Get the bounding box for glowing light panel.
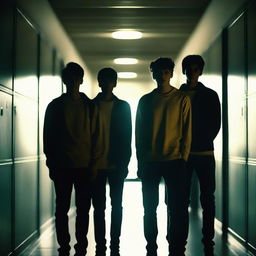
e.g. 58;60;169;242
118;72;137;79
112;31;142;39
114;58;138;65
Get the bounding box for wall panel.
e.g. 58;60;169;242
0;164;12;256
247;1;256;248
0;91;12;161
227;14;247;238
14;161;38;247
15;11;38;99
14;94;38;158
0;2;13;89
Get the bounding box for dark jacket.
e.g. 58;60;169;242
92;94;132;177
180;82;221;152
43;93;92;170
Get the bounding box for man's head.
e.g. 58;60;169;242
182;55;205;82
150;57;175;83
97;67;117;93
61;62;84;87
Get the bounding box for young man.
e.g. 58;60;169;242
43;62;94;256
91;67;132;256
180;55;221;256
135;58;192;256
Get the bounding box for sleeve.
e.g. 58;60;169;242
135;99;143;162
43;103;57;165
122;102;132;167
210;92;221;140
181;96;192;161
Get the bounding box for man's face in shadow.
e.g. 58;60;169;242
153;68;173;83
185;63;202;82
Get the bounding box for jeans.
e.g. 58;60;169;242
92;169;125;254
51;168;92;256
186;154;216;251
140;159;189;256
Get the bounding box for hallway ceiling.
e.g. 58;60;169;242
49;0;211;84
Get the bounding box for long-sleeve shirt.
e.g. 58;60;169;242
43;93;92;169
180;82;221;152
91;93;132;174
135;87;192;163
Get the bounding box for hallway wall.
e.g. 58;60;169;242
1;0;256;255
176;0;256;253
0;1;93;255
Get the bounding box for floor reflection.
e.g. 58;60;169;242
20;181;252;256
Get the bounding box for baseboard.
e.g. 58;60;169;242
9;208;76;256
227;228;256;256
8;231;39;256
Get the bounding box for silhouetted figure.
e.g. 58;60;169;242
43;62;94;256
180;55;221;256
91;68;132;256
135;58;192;256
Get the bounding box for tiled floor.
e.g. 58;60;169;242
20;181;253;256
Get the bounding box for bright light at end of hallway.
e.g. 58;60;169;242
114;58;138;65
112;30;142;39
117;72;137;79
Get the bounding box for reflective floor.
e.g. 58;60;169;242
20;182;253;256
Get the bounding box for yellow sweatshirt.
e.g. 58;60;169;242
136;88;192;163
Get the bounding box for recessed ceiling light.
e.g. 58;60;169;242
114;58;138;65
112;31;142;39
118;72;137;79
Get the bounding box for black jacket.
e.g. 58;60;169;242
180;82;221;152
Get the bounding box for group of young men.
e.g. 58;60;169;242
43;55;221;256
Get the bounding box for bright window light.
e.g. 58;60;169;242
112;31;142;39
118;72;137;79
114;58;138;65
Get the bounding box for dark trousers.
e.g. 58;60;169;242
141;159;189;256
51;168;92;256
186;155;216;251
92;169;125;254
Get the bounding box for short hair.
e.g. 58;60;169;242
150;57;175;73
97;67;117;85
182;55;205;74
61;62;84;85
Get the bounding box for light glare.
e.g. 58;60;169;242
114;58;138;65
118;72;137;79
112;31;142;39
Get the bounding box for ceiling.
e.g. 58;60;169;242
49;0;211;85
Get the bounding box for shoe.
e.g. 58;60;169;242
146;252;157;256
95;252;106;256
204;248;215;256
110;252;120;256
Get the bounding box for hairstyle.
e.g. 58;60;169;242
182;55;205;74
150;57;175;73
61;62;84;85
97;67;117;86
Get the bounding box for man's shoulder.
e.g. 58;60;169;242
47;95;64;107
198;83;217;94
139;90;155;102
115;96;130;106
173;87;190;100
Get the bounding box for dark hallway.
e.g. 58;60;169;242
1;0;256;255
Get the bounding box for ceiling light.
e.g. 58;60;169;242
112;31;142;39
118;72;137;79
114;58;138;65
